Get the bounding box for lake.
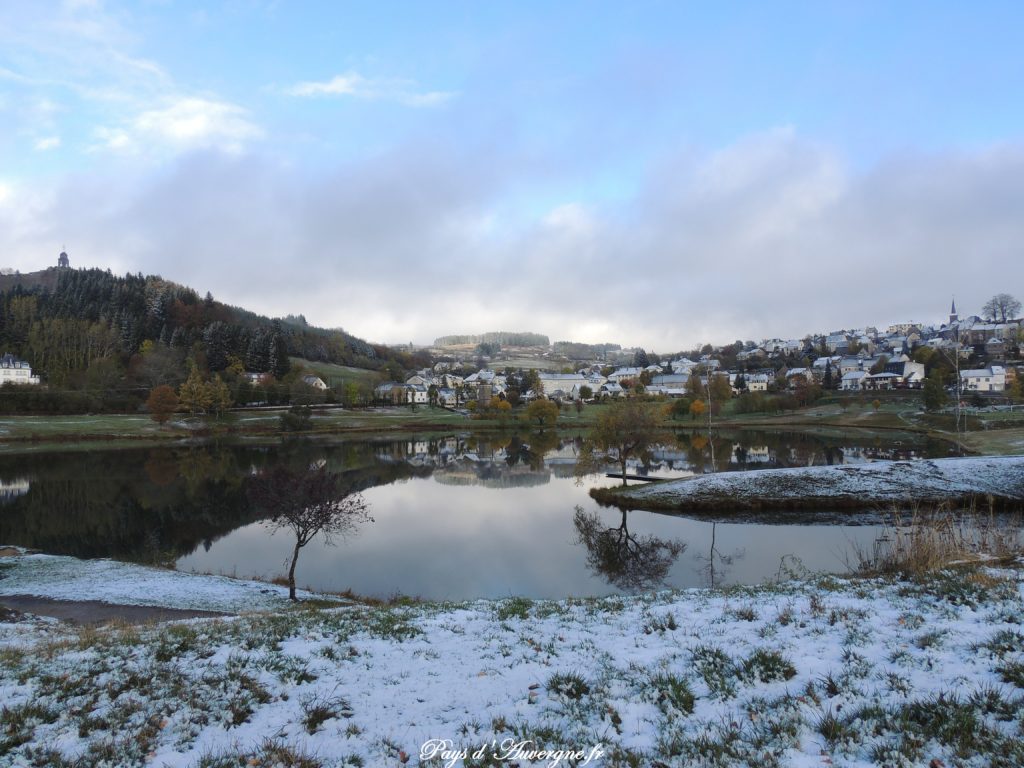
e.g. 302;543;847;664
0;429;959;600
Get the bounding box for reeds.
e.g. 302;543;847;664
855;500;1022;576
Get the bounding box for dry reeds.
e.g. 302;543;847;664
854;501;1022;576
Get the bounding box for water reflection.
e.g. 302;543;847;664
693;522;746;588
573;506;686;591
0;429;960;599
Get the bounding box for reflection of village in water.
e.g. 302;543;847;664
0;477;30;503
372;435;583;488
367;430;951;486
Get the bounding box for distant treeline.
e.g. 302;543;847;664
551;341;622;359
434;331;551;348
0;268;426;411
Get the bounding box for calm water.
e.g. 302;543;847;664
0;430;958;599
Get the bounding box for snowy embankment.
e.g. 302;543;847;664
1;568;1023;766
593;456;1024;513
0;550;336;614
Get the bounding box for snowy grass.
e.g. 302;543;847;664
0;552;347;613
2;567;1024;766
596;456;1024;512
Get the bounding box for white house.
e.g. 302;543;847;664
436;387;458;407
301;375;328;391
960;366;1006;392
840;371;868;391
0;353;40;385
599;382;625;397
607;367;643;383
745;373;771;392
538;373;587;398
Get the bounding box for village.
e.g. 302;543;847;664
367;300;1019;409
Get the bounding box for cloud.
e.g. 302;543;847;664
93;97;263;154
287;71;456;107
2;131;1023;351
34;136;61;151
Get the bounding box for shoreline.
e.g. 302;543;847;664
592;455;1024;513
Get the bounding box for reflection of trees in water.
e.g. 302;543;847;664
573;506;686;592
0;442;428;562
693;522;745;588
664;429;948;474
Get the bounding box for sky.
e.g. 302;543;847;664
1;1;1023;351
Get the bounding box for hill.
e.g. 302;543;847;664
433;331;550;348
0;267;422;410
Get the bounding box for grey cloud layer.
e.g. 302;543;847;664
3;132;1022;350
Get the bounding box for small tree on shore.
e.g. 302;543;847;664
525;399;560;430
576;399;663;486
146;385;178;427
248;465;371;600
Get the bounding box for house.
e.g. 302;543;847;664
436;387;458;407
883;360;926;387
301;375;328;391
826;334;850;353
242;371;270;385
651;374;690;388
538;373;587;398
607;367;643;383
785;368;814;386
864;372;900;391
0;353;41;385
840;371;868;391
745;373;771;392
374;382;410;404
599;382;625;398
671;357;698;373
985;338;1006;357
960;366;1006;392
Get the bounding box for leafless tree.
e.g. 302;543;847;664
248;465;371;600
981;293;1021;323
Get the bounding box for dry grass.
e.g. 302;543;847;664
854;503;1022;576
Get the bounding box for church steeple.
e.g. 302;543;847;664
949;297;958;325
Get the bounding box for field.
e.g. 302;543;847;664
2;551;1023;767
288;358;381;387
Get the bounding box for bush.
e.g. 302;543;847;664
280;405;313;432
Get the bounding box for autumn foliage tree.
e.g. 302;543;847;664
525;399;560;430
146;385;179;427
247;465;371;600
576;399;664;486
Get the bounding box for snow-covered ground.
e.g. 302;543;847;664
0;550;334;613
2;557;1023;766
604;456;1024;512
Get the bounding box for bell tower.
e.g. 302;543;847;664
948;297;958;326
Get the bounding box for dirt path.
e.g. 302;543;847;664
0;594;229;625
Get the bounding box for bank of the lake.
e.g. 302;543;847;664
593;455;1024;513
7;397;1021;455
1;553;1022;767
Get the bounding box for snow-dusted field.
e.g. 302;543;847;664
601;456;1024;512
0;552;334;614
2;559;1023;766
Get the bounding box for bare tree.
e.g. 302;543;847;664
982;293;1021;323
248;465;371;600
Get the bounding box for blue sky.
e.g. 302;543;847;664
2;1;1023;349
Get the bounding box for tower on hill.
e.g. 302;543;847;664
58;249;69;268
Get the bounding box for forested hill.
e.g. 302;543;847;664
0;267;419;387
